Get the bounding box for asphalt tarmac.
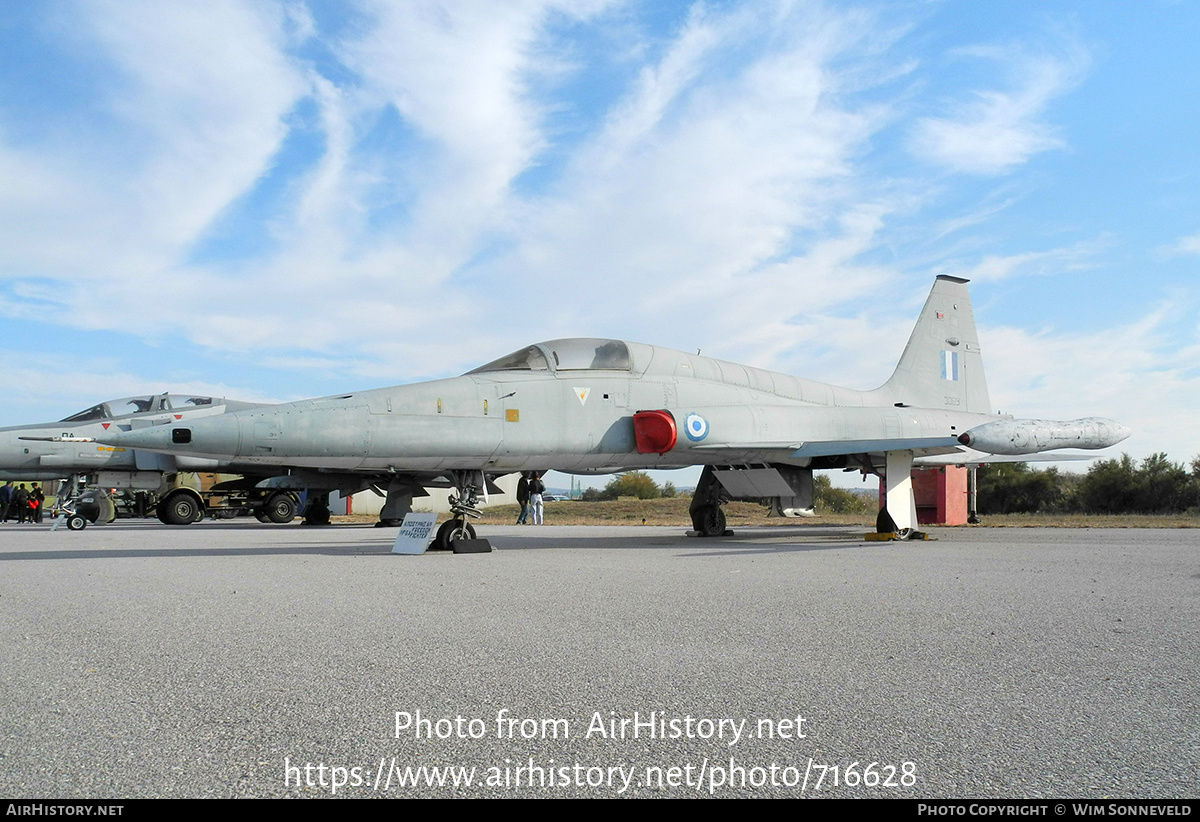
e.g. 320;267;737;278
0;519;1195;798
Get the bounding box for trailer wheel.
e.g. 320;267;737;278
159;491;201;526
264;492;298;524
67;515;87;531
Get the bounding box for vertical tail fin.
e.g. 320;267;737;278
879;276;992;414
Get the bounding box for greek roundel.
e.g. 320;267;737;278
684;412;709;442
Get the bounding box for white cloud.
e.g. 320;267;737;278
0;0;311;340
0;0;904;380
909;42;1088;174
497;3;896;353
937;239;1105;282
79;0;309;252
335;0;614;257
1169;229;1200;255
983;301;1200;463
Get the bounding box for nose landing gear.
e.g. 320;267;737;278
431;470;491;552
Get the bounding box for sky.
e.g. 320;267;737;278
1;0;1198;489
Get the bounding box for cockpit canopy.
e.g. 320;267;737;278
60;394;216;423
468;338;632;374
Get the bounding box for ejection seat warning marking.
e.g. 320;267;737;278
575;387;590;406
391;513;438;555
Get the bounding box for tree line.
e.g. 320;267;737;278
577;470;874;514
575;454;1200;517
579;471;676;501
977;453;1200;515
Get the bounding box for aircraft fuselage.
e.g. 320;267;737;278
115;343;997;474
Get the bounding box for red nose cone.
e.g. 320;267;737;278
633;410;677;455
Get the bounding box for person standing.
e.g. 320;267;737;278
0;481;12;522
529;472;545;526
13;484;28;524
29;483;44;524
515;472;531;525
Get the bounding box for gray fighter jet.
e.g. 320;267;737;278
0;393;261;481
0;393;287;525
97;277;1129;545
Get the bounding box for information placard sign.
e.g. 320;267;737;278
390;513;438;554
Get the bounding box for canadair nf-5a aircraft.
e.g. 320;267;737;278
97;277;1129;547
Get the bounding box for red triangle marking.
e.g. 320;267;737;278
174;414;182;419
102;423;111;429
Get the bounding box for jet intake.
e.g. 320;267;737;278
633;410;677;455
957;417;1130;455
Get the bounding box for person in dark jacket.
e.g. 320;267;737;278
29;483;44;524
13;484;29;523
515;473;531;525
0;481;12;522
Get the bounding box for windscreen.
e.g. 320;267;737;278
468;339;631;373
467;345;551;374
60;395;164;422
541;339;631;371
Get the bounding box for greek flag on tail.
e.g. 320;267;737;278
940;350;959;381
879;276;990;414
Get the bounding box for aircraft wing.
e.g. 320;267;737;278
789;437;962;459
689;441;805;452
690;436;963;460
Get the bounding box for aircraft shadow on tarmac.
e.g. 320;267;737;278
484;526;870;557
0;545;387;561
0;522;875;561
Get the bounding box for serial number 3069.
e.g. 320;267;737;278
810;761;917;790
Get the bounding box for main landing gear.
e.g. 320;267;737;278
301;492;331;526
870;451;926;541
688;466;732;537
